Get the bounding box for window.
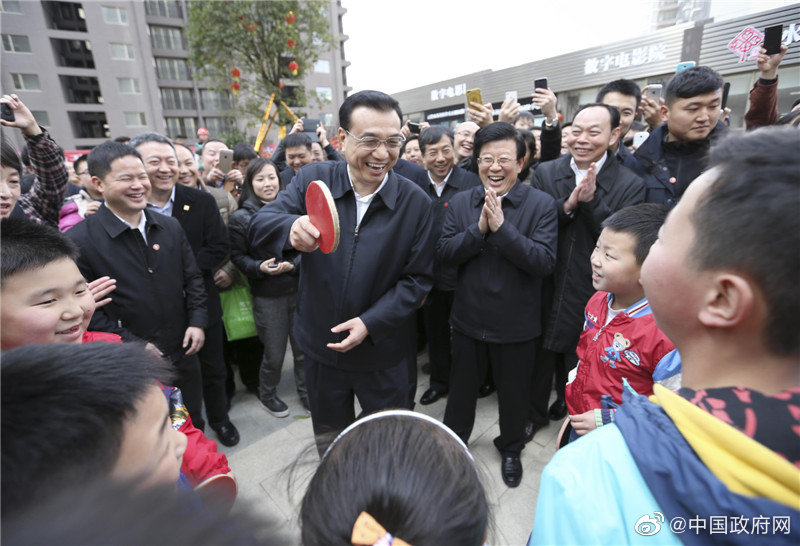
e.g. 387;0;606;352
30;110;50;126
204;117;233;135
102;6;128;25
124;112;147;127
161;88;195;110
150;26;184;50
11;73;40;91
2;34;30;52
69;111;110;139
313;59;330;74
60;76;103;104
155;57;189;80
42;1;86;31
117;77;141;94
0;1;22;13
110;43;134;60
51;38;95;68
165;117;197;138
316;87;333;103
145;0;181;18
200;89;231;110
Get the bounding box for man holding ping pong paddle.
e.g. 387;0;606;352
248;91;435;453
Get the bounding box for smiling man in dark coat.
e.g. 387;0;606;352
247;91;435;453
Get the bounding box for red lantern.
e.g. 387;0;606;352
230;68;241;78
279;82;284;89
286;39;295;48
285;11;295;24
288;61;298;76
230;81;240;94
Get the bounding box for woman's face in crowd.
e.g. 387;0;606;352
252;163;280;203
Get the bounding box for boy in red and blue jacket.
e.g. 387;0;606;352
565;203;675;437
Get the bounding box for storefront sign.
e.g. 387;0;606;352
430;83;467;102
584;43;667;75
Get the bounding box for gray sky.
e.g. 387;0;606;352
341;0;790;94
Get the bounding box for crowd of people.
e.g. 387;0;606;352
1;40;798;544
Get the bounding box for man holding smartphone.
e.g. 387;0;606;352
744;39;788;129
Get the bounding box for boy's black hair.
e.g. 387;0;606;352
473;122;526;161
418;125;454;154
665;66;723;106
517;111;535;123
301;414;488;546
601;203;669;264
73;153;89;174
694;127;800;356
233;142;258;162
339;90;402;132
113;136;131;143
573;103;621;130
239;157;280;208
0;137;22;175
596;79;642;108
128;132;176;152
282;132;312;150
1;217;79;281
86;141;141;181
1;343;172;517
399;134;419;157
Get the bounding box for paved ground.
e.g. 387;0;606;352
216;349;560;545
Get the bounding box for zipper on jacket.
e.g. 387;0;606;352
337;224;360;326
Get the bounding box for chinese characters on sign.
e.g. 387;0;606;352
727;26;764;62
634;512;791;537
430;83;467;102
584;44;667;75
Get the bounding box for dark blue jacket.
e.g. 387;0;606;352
631;121;727;207
411;165;481;290
438;182;558;343
247;161;435;371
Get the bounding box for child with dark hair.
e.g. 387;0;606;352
301;410;489;545
228;158;306;417
1;343;184;518
1;217;235;501
530;127;800;544
565;203;675;440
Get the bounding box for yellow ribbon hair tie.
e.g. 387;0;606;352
351;511;411;546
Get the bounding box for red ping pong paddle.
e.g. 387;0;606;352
305;180;340;254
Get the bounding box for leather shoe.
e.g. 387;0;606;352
478;383;496;398
419;388;447;405
548;399;567;421
524;421;541;443
212;422;240;447
501;455;523;487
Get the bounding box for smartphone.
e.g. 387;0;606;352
644;84;663;102
218;149;233;173
633;132;649;149
534;78;548;91
721;82;731;110
764;24;783;55
0;103;13;123
505;90;518;102
267;263;279;269
303;118;320;132
408;121;421;134
675;61;695;73
466;88;483;110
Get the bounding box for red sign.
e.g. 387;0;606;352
63;149;92;162
727;26;764;62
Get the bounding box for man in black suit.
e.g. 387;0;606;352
530;104;645;438
130;133;239;447
415;126;481;406
66;141;208;428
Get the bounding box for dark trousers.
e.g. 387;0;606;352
223;336;263;392
197;321;231;427
423;289;454;391
528;345;577;426
304;357;411;455
172;352;205;430
443;330;536;457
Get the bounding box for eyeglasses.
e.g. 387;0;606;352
477;155;516;168
345;130;405;150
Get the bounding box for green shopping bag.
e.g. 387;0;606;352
219;281;258;341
